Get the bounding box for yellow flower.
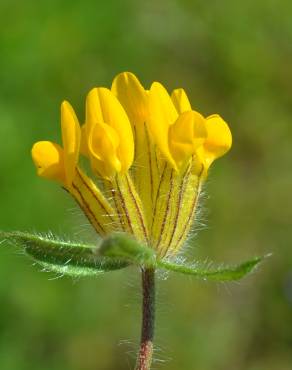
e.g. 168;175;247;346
31;72;232;257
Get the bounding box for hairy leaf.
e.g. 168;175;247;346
1;231;129;277
157;256;265;281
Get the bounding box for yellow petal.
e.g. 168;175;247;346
171;88;192;113
148;82;178;169
61;101;81;186
200;114;232;167
111;72;148;129
86;87;134;172
112;73;156;222
169;111;207;166
31;141;65;183
88;122;121;179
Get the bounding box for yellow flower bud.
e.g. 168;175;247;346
31;141;65;183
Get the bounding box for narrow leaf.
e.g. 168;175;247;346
1;231;129;277
157;256;265;281
38;262;106;277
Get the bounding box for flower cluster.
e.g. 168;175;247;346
32;72;231;258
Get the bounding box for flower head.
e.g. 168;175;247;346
32;72;232;257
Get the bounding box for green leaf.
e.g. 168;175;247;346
1;231;129;277
99;233;156;266
157;256;266;281
38;262;107;278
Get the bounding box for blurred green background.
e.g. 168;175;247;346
0;0;291;369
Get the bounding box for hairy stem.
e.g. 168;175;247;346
135;268;156;370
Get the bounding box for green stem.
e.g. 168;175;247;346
135;268;156;370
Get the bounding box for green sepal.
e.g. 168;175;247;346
99;233;156;266
0;231;129;277
157;256;266;281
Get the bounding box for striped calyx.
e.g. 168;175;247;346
31;72;232;257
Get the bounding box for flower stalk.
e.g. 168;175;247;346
136;268;156;370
